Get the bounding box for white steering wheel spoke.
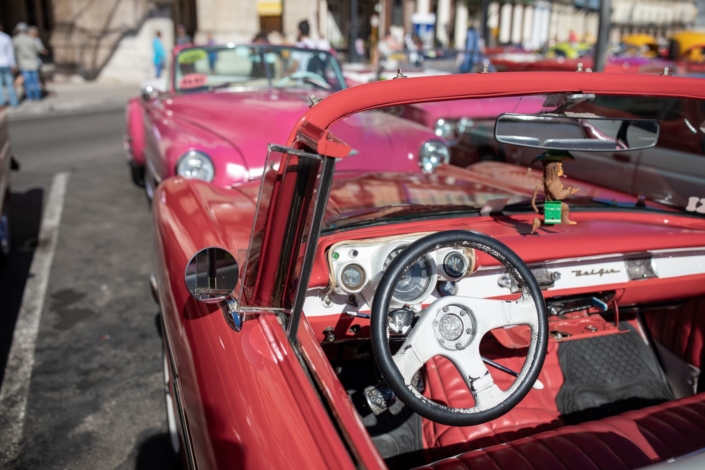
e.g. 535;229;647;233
392;310;439;386
445;345;506;412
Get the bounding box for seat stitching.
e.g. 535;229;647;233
528;435;572;470
646;410;700;446
573;422;632;468
632;414;691;452
561;427;616;470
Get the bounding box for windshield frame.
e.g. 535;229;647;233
171;44;347;94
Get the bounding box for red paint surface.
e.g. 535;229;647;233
153;178;376;469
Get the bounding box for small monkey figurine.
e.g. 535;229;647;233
528;150;580;234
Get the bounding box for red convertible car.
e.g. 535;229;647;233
124;44;447;199
152;72;705;469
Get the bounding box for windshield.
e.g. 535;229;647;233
322;93;705;232
173;45;346;93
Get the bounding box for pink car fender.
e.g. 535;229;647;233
125;98;146;166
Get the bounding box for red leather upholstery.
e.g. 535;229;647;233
415;393;705;470
422;337;565;461
642;296;705;368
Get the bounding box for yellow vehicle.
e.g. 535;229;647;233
621;34;658;57
669;31;705;61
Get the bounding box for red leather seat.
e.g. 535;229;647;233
415;393;705;470
423;339;566;461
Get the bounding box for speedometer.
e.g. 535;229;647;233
383;245;433;303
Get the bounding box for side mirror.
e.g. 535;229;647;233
141;84;159;102
185;247;238;304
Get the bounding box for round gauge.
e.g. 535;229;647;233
341;264;366;291
444;252;468;279
383;245;433;303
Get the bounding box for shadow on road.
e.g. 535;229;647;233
0;189;44;387
135;432;180;470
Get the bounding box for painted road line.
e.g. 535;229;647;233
0;172;69;462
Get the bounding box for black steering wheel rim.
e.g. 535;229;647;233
370;230;549;426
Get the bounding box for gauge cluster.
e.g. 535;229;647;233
328;234;476;309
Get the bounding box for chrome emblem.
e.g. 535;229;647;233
438;314;463;341
572;268;620;277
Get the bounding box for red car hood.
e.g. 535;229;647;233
164;88;315;152
234;161;665;229
163;88;436;179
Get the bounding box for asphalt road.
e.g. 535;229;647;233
0;110;177;469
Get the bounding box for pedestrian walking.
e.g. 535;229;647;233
206;33;217;72
0;22;18;107
460;24;481;73
153;31;166;78
13;22;43;100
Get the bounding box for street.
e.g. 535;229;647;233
0;110;177;469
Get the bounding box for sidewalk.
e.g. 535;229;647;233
7;81;140;121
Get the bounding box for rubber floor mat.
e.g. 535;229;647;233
556;324;674;424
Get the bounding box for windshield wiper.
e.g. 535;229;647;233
324;204;483;231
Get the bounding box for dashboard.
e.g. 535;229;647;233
326;233;476;309
302;232;705;326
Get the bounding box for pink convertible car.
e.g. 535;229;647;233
124;44;448;198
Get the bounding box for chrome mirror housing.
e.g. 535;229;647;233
185;247;238;304
141;84;159;102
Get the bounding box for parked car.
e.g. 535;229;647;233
0;107;17;263
383;95;547;167
152;72;705;469
124;44;449;200
490;41;675;74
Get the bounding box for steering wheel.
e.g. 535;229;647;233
275;71;331;90
370;230;548;426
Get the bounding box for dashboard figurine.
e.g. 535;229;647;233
528;150;581;234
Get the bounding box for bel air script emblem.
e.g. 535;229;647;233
572;268;620;277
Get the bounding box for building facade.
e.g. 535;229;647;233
0;0;700;83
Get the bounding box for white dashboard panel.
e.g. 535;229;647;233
302;244;705;318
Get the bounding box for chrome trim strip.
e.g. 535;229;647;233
268;143;323;160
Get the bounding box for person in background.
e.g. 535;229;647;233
296;20;315;49
206;33;217;72
28;26;47;96
267;31;284;45
176;25;192;45
0;22;18;107
460;24;481;73
252;31;269;44
13;22;42;101
153;31;166;78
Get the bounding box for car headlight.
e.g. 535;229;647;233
434;119;455;138
176;150;215;182
457;117;474;134
419;140;450;173
434;118;474;139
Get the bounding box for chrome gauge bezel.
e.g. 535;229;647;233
337;263;368;294
443;251;470;279
383;246;437;304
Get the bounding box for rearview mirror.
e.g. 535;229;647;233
495;113;660;152
185;247;239;303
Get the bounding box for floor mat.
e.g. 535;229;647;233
556;323;675;424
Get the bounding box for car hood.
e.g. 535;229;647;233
165;89;315;172
234;161;657;231
409;95;548;124
164;88;434;179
